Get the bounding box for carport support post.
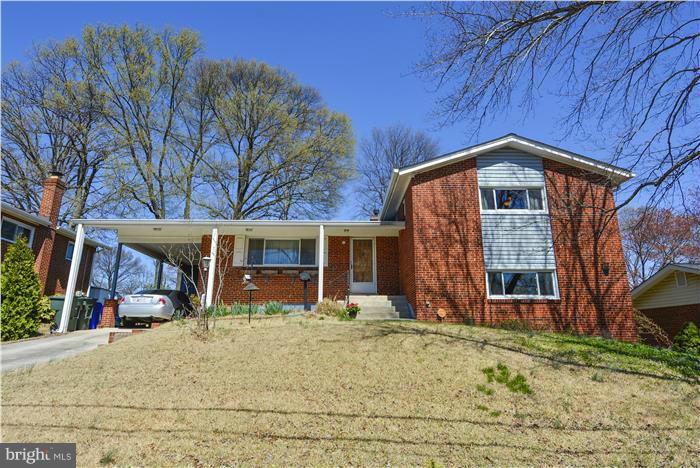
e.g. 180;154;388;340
317;224;324;304
58;223;85;333
205;227;218;308
110;243;123;299
155;260;164;288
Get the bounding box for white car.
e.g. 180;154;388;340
118;289;193;326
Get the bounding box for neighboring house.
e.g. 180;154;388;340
0;173;105;296
632;263;700;345
66;134;637;341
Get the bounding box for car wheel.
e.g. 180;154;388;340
121;318;131;328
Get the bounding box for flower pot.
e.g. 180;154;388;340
349;311;358;319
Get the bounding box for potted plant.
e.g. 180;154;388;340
345;302;360;320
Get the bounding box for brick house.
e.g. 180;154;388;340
632;263;700;345
67;134;637;340
1;173;104;296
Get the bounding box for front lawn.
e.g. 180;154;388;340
2;317;698;465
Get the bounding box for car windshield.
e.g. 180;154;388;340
134;289;173;295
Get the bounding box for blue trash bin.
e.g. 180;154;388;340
89;302;103;329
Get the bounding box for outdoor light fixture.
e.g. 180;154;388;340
602;263;610;276
299;271;311;311
242;273;252;283
243;282;260;323
202;256;211;271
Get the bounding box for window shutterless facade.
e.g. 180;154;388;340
1;219;35;245
487;271;558;298
246;238;316;266
480;188;545;211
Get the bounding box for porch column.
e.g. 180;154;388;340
205;226;218;308
155;260;164;288
110;243;123;299
317;224;324;303
58;223;85;333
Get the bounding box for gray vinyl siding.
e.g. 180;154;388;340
481;214;556;270
634;272;700;309
477;150;545;187
477;150;557;271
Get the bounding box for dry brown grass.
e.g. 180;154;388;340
2;317;699;466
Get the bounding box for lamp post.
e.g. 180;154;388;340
243;282;259;324
201;256;211;308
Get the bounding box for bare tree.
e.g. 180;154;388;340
93;248;151;295
1;40;112;222
196;59;354;220
620;204;700;286
418;2;699;209
82;25;203;219
355;125;439;216
162;236;235;333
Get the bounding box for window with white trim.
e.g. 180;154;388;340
246;238;316;266
1;219;35;245
66;242;75;261
480;188;545;211
487;271;557;298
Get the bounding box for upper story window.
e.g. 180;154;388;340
66;242;75;261
1;219;35;245
487;271;557;298
246;238;316;266
480;188;545;211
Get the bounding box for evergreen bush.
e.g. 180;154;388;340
1;237;42;341
672;322;700;356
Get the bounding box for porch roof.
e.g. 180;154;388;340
70;218;405;262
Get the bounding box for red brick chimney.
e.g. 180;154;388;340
35;172;66;294
38;171;66;227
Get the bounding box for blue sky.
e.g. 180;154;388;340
2;1;632;219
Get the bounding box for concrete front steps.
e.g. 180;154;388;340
347;295;414;320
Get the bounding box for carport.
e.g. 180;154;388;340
58;219;402;332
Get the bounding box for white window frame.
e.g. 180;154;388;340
1;219;36;246
66;241;75;261
479;187;548;213
245;237;317;267
486;270;560;299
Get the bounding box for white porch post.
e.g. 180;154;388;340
58;223;85;333
205;226;218;308
317;224;324;303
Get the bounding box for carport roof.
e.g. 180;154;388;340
70;218;405;261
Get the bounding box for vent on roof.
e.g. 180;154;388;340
675;271;687;287
369;209;379;221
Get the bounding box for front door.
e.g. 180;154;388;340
350;238;376;293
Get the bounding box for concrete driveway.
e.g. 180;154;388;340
1;329;118;373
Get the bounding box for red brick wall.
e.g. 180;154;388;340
199;234;400;305
1;213;94;296
44;234;95;296
399;157;637;342
376;236;400;295
402;159;488;324
638;304;700;346
398;186;417;308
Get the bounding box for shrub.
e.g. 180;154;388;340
672;322;700;356
635;311;672;347
1;237;42;341
315;298;344;317
37;296;55;323
231;302;259;315
263;301;286;315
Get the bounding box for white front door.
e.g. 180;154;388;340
350;238;376;294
